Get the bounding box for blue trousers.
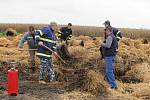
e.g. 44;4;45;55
104;56;116;88
39;58;55;82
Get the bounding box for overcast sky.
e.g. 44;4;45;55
0;0;150;29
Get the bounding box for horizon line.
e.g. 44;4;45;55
0;22;149;30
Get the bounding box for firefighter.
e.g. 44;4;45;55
35;22;58;84
57;23;73;45
55;23;73;60
103;20;122;41
101;26;118;90
18;26;37;73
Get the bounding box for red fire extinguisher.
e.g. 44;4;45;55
8;62;18;96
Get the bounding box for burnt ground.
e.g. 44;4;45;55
0;69;139;100
0;73;94;100
0;64;125;100
0;64;98;100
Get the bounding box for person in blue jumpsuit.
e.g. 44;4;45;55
35;22;58;84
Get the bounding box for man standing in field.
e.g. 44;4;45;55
18;26;37;73
100;20;122;59
100;26;118;90
35;22;58;84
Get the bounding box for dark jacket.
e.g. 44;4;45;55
102;34;118;57
60;27;72;41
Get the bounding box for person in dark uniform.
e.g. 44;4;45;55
57;23;73;45
55;23;73;59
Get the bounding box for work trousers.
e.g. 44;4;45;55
28;51;35;71
39;58;55;82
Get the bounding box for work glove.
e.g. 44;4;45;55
38;41;43;46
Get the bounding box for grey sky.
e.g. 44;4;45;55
0;0;150;29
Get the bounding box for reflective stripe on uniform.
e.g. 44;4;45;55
37;30;43;36
35;35;56;44
56;31;62;40
57;34;61;36
116;31;121;36
61;41;65;44
35;35;40;39
116;36;121;39
40;38;56;43
27;37;33;39
36;53;52;57
116;31;121;40
53;46;56;49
